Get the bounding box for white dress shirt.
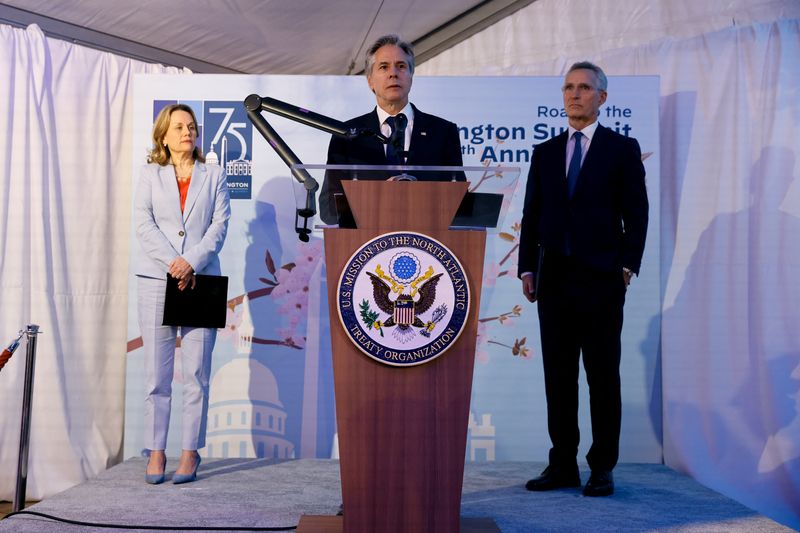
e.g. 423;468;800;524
376;103;414;155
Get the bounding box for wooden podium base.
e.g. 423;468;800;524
318;181;492;533
297;515;500;532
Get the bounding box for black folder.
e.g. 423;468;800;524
162;274;228;329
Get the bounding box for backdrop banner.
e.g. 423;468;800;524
126;74;660;463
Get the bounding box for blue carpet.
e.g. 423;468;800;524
0;459;793;532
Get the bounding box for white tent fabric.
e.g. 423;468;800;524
0;0;798;527
0;23;187;500
418;0;800;527
0;0;493;74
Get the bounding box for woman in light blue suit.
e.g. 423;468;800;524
134;104;230;485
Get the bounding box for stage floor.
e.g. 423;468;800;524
0;459;792;532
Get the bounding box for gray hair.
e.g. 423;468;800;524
364;34;415;76
567;61;608;91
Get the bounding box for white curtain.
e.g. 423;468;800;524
0;2;798;527
0;23;187;500
417;0;800;528
418;0;800;528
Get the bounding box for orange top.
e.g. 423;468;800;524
178;175;191;213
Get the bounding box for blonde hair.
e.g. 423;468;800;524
146;104;205;165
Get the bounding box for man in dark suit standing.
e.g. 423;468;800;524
518;62;649;497
319;34;464;224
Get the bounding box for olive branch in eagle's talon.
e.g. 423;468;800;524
359;299;384;337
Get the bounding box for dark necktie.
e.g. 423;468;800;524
566;131;583;198
385;113;407;165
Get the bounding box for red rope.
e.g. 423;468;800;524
0;331;22;372
0;348;12;372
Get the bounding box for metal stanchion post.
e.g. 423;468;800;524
13;324;41;513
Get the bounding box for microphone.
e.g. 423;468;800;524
390;133;404;154
350;127;389;144
386;113;408;165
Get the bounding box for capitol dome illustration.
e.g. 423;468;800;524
203;358;295;459
205;144;219;165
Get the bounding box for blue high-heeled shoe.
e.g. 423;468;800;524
173;453;201;484
145;455;166;485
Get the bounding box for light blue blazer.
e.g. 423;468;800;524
134;161;231;278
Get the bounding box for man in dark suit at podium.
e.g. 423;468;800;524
319;34;464;224
518;61;649;497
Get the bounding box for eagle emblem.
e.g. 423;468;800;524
366;271;443;338
337;231;470;366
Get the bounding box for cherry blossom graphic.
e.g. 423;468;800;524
218;306;243;341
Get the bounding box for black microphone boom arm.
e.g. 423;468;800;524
244;95;316;191
258;96;350;137
244;94;388;241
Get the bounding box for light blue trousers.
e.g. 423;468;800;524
137;276;216;451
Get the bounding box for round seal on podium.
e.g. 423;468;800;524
337;231;470;366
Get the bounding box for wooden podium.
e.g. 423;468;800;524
298;180;498;533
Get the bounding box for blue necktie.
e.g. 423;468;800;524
385;113;407;165
566;131;583;198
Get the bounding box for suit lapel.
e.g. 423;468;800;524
550;132;569;194
182;161;207;222
407;104;426;165
159;164;183;220
360;109;389;163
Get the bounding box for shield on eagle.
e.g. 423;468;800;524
393;296;415;326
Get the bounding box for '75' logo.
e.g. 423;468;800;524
205;103;250;161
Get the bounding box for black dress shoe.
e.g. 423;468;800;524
583;470;614;496
525;465;581;491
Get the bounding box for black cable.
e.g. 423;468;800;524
2;510;297;531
